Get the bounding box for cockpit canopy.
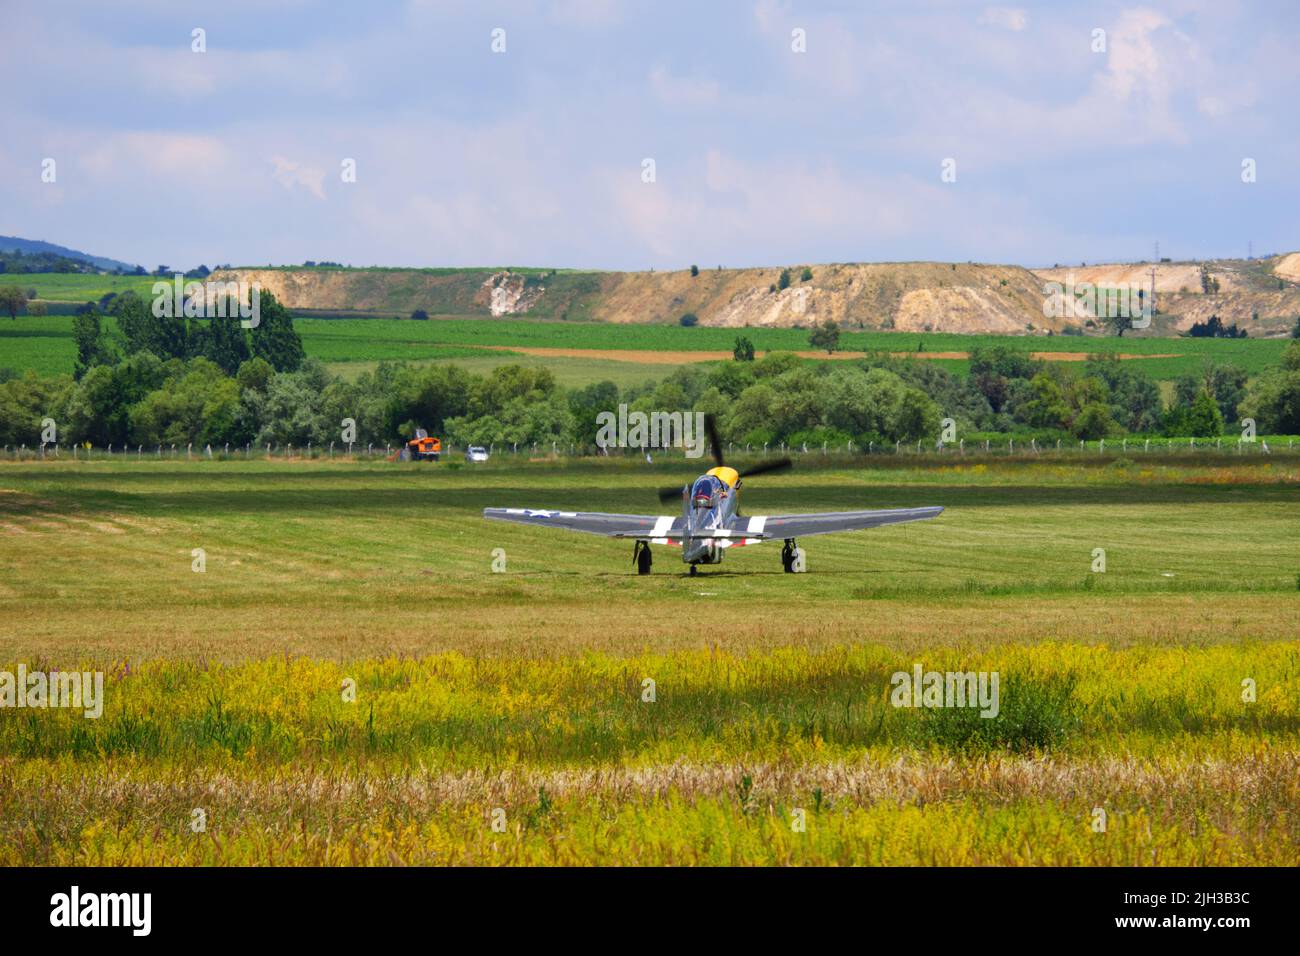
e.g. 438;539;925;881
691;475;722;506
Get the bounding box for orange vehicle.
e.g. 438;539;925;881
396;428;441;461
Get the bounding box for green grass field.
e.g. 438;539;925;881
295;317;1294;379
0;454;1296;864
2;313;1292;383
327;352;686;389
2;273;159;303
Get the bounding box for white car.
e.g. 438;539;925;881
465;446;490;463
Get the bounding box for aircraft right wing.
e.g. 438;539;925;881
742;506;943;539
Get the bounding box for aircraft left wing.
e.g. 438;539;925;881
741;506;943;539
483;508;685;540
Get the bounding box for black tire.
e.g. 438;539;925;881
781;540;796;573
636;544;652;575
689;564;698;576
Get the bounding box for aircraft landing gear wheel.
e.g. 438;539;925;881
689;564;698;576
635;541;652;575
781;538;799;573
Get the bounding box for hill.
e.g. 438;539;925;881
210;254;1300;337
1036;255;1300;337
0;235;140;273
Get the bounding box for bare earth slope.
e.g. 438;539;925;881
213;252;1300;337
1036;256;1300;335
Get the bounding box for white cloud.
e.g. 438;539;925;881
270;157;327;200
3;0;1296;269
978;7;1028;31
751;1;869;97
600;148;1030;264
60;132;233;184
752;0;791;37
548;0;622;26
1098;9;1172;101
1090;9;1192;142
648;66;720;108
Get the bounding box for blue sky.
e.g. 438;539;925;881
5;0;1298;271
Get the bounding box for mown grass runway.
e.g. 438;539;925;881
0;455;1296;864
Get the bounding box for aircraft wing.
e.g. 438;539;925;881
483;508;685;540
741;506;943;539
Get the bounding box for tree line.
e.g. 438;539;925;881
2;301;1300;450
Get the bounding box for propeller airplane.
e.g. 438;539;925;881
483;415;943;575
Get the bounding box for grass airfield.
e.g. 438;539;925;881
0;453;1297;864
